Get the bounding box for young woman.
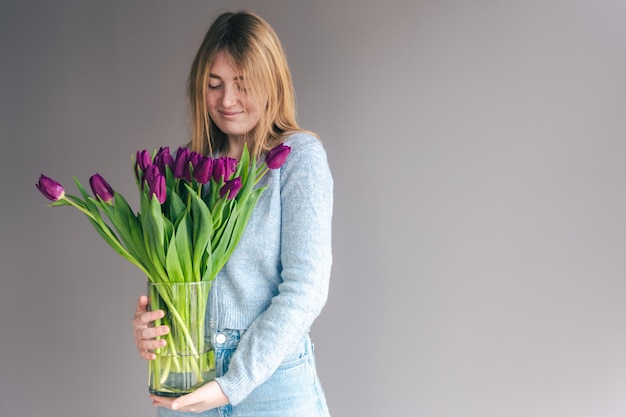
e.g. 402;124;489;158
131;10;333;417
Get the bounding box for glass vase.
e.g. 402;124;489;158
147;281;215;397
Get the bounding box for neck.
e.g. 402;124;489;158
223;136;245;159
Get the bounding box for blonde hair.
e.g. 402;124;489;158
188;10;304;158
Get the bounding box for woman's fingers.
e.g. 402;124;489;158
139;323;170;341
135;323;169;359
132;294;169;359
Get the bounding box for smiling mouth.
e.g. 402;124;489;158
220;110;242;117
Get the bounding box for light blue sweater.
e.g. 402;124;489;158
210;132;333;405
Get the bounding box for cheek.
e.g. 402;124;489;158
245;109;262;129
243;98;263;119
205;96;220;118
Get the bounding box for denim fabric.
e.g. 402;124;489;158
156;330;331;417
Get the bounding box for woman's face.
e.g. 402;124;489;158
206;50;263;143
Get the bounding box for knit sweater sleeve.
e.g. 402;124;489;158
215;133;333;405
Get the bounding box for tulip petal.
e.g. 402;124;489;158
36;174;65;201
265;144;291;169
89;173;114;203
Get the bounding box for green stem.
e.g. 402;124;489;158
151;285;203;376
255;165;269;183
61;196;97;218
62;196;153;278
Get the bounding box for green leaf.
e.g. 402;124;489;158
150;195;167;260
239;187;265;225
211;186;264;276
63;191;154;279
202;247;214;281
167;188;186;224
84;215;142;268
73;176;91;201
64;195;88;211
48;199;73;207
165;165;175;189
186;184;213;281
165;229;184;282
73;179;113;228
235;143;251;184
236;156;258;203
107;193;146;261
211;203;240;268
210;197;228;233
141;193;167;270
162;214;174;251
173;211;193;282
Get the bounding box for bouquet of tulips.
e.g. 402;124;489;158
36;143;290;396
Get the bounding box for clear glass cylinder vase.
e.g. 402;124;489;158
147;281;215;397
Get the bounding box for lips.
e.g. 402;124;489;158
220;110;243;117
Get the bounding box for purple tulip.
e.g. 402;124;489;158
265;144;291;169
219;177;242;200
142;164;159;186
135;149;152;180
193;155;212;184
154;146;174;174
212;156;238;182
189;152;201;168
148;173;166;204
89;173;114;203
212;158;225;182
173;147;191;181
36;174;65;201
138;150;152;169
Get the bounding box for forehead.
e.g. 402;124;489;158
209;50;243;78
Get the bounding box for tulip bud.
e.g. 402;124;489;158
89;173;114;203
154;146;174;174
173;147;191;181
212;158;225;182
134;149;152;180
212;156;238;182
225;157;237;178
193;155;212;184
142;164;159;187
149;173;166;204
36;174;65;201
138;150;152;169
219;177;242;200
265;144;291;169
189;152;201;169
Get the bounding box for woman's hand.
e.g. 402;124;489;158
132;294;170;360
150;381;230;412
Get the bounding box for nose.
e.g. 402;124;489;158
221;85;239;107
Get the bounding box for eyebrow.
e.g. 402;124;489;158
208;73;244;80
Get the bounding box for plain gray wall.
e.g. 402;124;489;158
2;1;626;416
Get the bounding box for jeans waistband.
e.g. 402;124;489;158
210;328;245;349
209;329;312;355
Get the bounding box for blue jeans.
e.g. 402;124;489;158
157;330;331;417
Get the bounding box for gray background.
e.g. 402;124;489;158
2;1;626;416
